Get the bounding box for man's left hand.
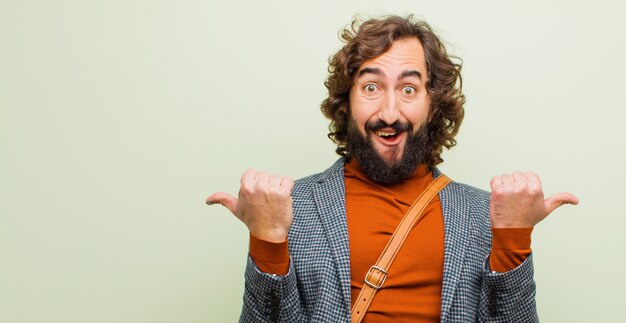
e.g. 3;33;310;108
489;172;579;228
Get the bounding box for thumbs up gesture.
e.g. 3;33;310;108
489;171;579;228
206;169;295;243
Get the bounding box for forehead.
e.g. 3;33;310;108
357;37;427;77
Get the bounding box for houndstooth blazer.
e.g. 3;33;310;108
240;159;538;322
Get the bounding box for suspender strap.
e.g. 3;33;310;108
350;174;452;323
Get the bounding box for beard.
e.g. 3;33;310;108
346;117;430;185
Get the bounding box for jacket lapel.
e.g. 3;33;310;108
310;162;475;319
437;175;472;322
312;159;352;312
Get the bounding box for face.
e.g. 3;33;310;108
347;37;431;182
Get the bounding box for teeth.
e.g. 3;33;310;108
376;130;397;137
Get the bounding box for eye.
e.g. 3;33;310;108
402;86;416;96
364;84;378;93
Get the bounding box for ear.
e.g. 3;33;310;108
426;108;434;123
339;102;349;114
425;95;434;123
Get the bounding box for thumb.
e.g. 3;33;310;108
544;192;579;215
206;192;238;214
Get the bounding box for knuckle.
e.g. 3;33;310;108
529;186;541;195
269;185;283;196
286;179;295;188
243;186;257;197
491;188;504;197
518;181;529;191
255;178;269;189
241;181;252;192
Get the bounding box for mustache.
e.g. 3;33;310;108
365;119;413;133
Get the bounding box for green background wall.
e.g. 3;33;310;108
1;0;624;322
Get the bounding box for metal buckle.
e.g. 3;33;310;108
364;265;387;290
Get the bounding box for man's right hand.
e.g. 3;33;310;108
206;168;295;243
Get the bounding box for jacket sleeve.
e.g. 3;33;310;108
478;251;538;322
239;256;305;322
459;182;539;322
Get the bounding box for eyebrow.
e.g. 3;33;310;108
357;67;423;80
357;67;382;78
399;70;422;80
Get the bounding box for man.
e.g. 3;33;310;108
207;15;578;322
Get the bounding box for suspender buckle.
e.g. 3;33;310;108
364;265;387;290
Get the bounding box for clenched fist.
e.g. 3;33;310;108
206;168;295;243
489;171;578;228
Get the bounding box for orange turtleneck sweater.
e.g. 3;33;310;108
249;160;531;321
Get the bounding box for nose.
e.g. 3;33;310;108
377;92;400;125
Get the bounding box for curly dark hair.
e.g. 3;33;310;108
320;15;466;167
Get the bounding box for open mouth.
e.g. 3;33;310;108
375;129;403;145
